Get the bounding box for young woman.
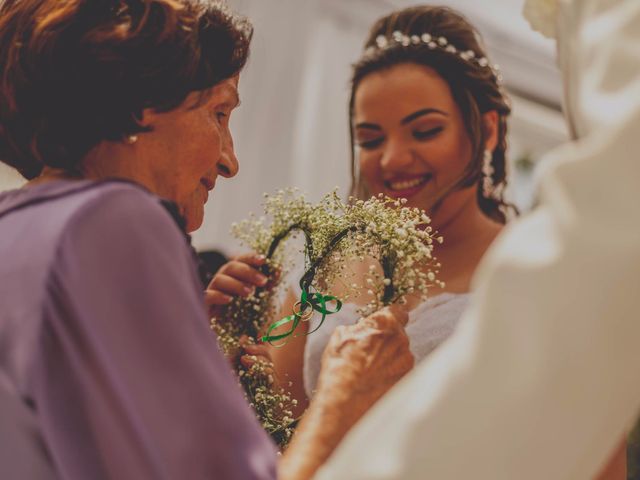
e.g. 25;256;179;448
209;6;627;478
210;5;514;409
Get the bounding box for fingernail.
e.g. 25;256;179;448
243;286;254;295
256;275;268;286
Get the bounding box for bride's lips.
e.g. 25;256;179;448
383;174;432;199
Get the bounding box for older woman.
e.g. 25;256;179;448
0;1;412;479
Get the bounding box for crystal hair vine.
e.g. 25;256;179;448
365;31;503;84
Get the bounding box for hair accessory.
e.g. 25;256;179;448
366;31;503;84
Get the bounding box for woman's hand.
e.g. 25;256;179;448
317;304;414;409
204;253;269;309
279;305;413;480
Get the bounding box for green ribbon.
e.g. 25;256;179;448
261;288;342;346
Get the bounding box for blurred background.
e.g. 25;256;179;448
0;0;569;254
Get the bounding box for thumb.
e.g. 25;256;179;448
359;304;409;330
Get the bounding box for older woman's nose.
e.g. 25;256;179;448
217;134;239;178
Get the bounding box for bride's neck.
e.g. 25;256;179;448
424;193;503;294
433;194;501;252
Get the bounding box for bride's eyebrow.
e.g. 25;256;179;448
401;108;448;125
355;108;448;131
354;122;382;131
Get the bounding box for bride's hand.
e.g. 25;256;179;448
205;253;269;309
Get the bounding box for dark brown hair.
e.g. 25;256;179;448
0;0;252;179
349;6;516;223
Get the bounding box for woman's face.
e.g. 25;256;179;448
136;76;241;232
353;63;476;224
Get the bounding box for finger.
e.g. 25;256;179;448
263;266;281;291
233;253;267;267
384;304;409;327
240;354;257;368
216;261;269;287
243;343;273;361
208;274;254;297
204;289;233;306
240;354;274;372
360;304;409;329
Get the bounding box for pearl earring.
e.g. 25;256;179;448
126;135;138;145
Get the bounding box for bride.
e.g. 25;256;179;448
208;4;627;478
209;5;515;409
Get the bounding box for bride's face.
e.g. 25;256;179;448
353;63;476;223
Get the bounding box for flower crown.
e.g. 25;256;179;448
364;30;503;84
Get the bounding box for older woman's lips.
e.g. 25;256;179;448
200;178;215;203
200;177;215;191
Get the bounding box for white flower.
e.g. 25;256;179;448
523;0;559;39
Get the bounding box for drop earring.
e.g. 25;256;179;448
482;149;495;199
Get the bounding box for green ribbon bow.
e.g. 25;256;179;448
261;286;342;346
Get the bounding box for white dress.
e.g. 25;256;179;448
303;293;470;398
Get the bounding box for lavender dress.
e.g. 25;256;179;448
0;180;276;479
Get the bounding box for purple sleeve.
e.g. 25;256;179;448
30;188;276;480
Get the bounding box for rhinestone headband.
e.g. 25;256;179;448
364;31;503;84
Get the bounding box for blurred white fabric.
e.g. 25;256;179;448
315;0;640;478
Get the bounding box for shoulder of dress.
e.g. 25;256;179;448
57;181;185;250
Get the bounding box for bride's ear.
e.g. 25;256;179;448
482;110;500;152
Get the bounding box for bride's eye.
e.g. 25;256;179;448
414;126;444;140
358;137;384;150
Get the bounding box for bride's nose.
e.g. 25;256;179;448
380;137;414;172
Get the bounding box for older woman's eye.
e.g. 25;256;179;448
358;137;384;150
414;126;443;140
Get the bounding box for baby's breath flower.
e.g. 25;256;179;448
211;188;442;448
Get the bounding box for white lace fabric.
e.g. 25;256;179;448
303;292;471;398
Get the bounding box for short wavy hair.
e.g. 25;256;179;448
0;0;253;179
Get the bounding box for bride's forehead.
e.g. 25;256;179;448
355;69;454;116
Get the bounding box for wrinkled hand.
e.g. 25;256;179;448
279;305;413;480
205;253;269;311
317;304;414;408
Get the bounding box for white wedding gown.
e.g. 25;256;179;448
303;292;470;398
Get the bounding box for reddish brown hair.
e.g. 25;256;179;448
0;0;252;179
